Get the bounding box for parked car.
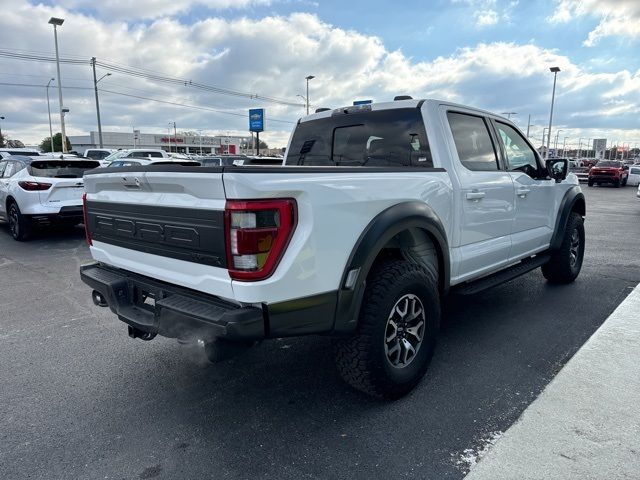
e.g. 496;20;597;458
588;160;629;187
80;98;585;399
102;149;170;164
567;158;589;183
627;165;640;187
84;148;115;162
198;155;248;166
0;148;41;159
0;155;100;240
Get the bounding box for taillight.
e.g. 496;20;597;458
18;181;51;191
225;199;297;281
82;192;92;246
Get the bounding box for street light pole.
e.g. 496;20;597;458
46;78;55;153
554;129;563;152
546;66;561;160
49;17;67;153
0;115;4;147
501;112;517;120
91;57;111;149
562;137;568;157
526;114;532;137
305;75;315;115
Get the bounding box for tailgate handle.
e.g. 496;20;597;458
121;177;141;189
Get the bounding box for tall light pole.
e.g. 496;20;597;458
501;111;517;120
0;116;5;147
48;17;67;153
46;78;55;152
546;66;561;160
91;57;111;148
305;75;315;115
526;114;532;137
554;129;563;152
562;137;568;157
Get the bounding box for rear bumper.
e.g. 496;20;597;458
80;263;265;341
27;206;84;226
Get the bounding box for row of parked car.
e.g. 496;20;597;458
0;147;284;241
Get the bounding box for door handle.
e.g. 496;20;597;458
466;191;486;201
516;187;531;197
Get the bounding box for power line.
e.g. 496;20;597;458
0;81;295;124
0;48;304;108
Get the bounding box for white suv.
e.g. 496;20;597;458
0;155;100;240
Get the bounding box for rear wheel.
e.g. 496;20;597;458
7;201;31;241
587;180;594;187
333;259;439;399
614;178;620;188
542;212;584;284
621;177;627;187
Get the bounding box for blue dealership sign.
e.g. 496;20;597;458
249;108;265;132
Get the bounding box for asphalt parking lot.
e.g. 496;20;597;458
1;185;639;480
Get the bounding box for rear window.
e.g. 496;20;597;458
29;160;100;178
286;108;433;167
629;167;640;175
85;150;111;160
109;161;141;167
596;161;621;167
0;150;40;156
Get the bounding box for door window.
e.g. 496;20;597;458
496;122;540;176
447;112;499;171
0;161;6;177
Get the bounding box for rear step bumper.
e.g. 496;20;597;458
80;263;264;341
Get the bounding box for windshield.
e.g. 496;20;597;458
286;108;432;167
28;160;100;178
595;161;621;167
103;151;127;162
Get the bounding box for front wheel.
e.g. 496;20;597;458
587;180;594;187
621;177;627;187
542;212;585;284
7;202;31;241
333;260;440;399
614;179;620;188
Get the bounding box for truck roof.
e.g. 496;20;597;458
300;98;504;123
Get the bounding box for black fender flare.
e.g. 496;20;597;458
550;186;586;251
332;201;450;335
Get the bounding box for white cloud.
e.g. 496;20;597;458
548;0;640;46
451;0;515;27
0;1;639;147
56;0;273;20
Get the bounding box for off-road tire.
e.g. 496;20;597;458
7;201;31;241
333;260;440;399
542;212;585;284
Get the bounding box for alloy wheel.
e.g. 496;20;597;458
569;228;580;267
384;293;426;368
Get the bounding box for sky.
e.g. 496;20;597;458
0;0;639;150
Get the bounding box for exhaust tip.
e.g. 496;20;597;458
91;290;108;307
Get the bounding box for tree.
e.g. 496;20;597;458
40;133;71;153
258;139;269;150
0;131;5;148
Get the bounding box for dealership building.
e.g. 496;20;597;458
68;131;254;155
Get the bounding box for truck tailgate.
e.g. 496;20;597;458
83;168;233;300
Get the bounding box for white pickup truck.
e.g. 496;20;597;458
80;98;585;398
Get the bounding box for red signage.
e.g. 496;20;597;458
160;137;184;143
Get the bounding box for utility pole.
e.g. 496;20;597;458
305;75;315;115
91;57;111;148
173;122;178;153
526;114;532;137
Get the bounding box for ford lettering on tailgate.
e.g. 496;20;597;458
86;201;226;267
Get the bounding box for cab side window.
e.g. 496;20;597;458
495;122;539;175
447;112;499;171
0;161;6;177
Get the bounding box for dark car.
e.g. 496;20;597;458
588;160;629;187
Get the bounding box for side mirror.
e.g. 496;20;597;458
546;158;568;183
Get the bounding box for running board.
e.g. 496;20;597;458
452;254;550;295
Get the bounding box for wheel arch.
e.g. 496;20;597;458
332;201;450;335
550;186;585;251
